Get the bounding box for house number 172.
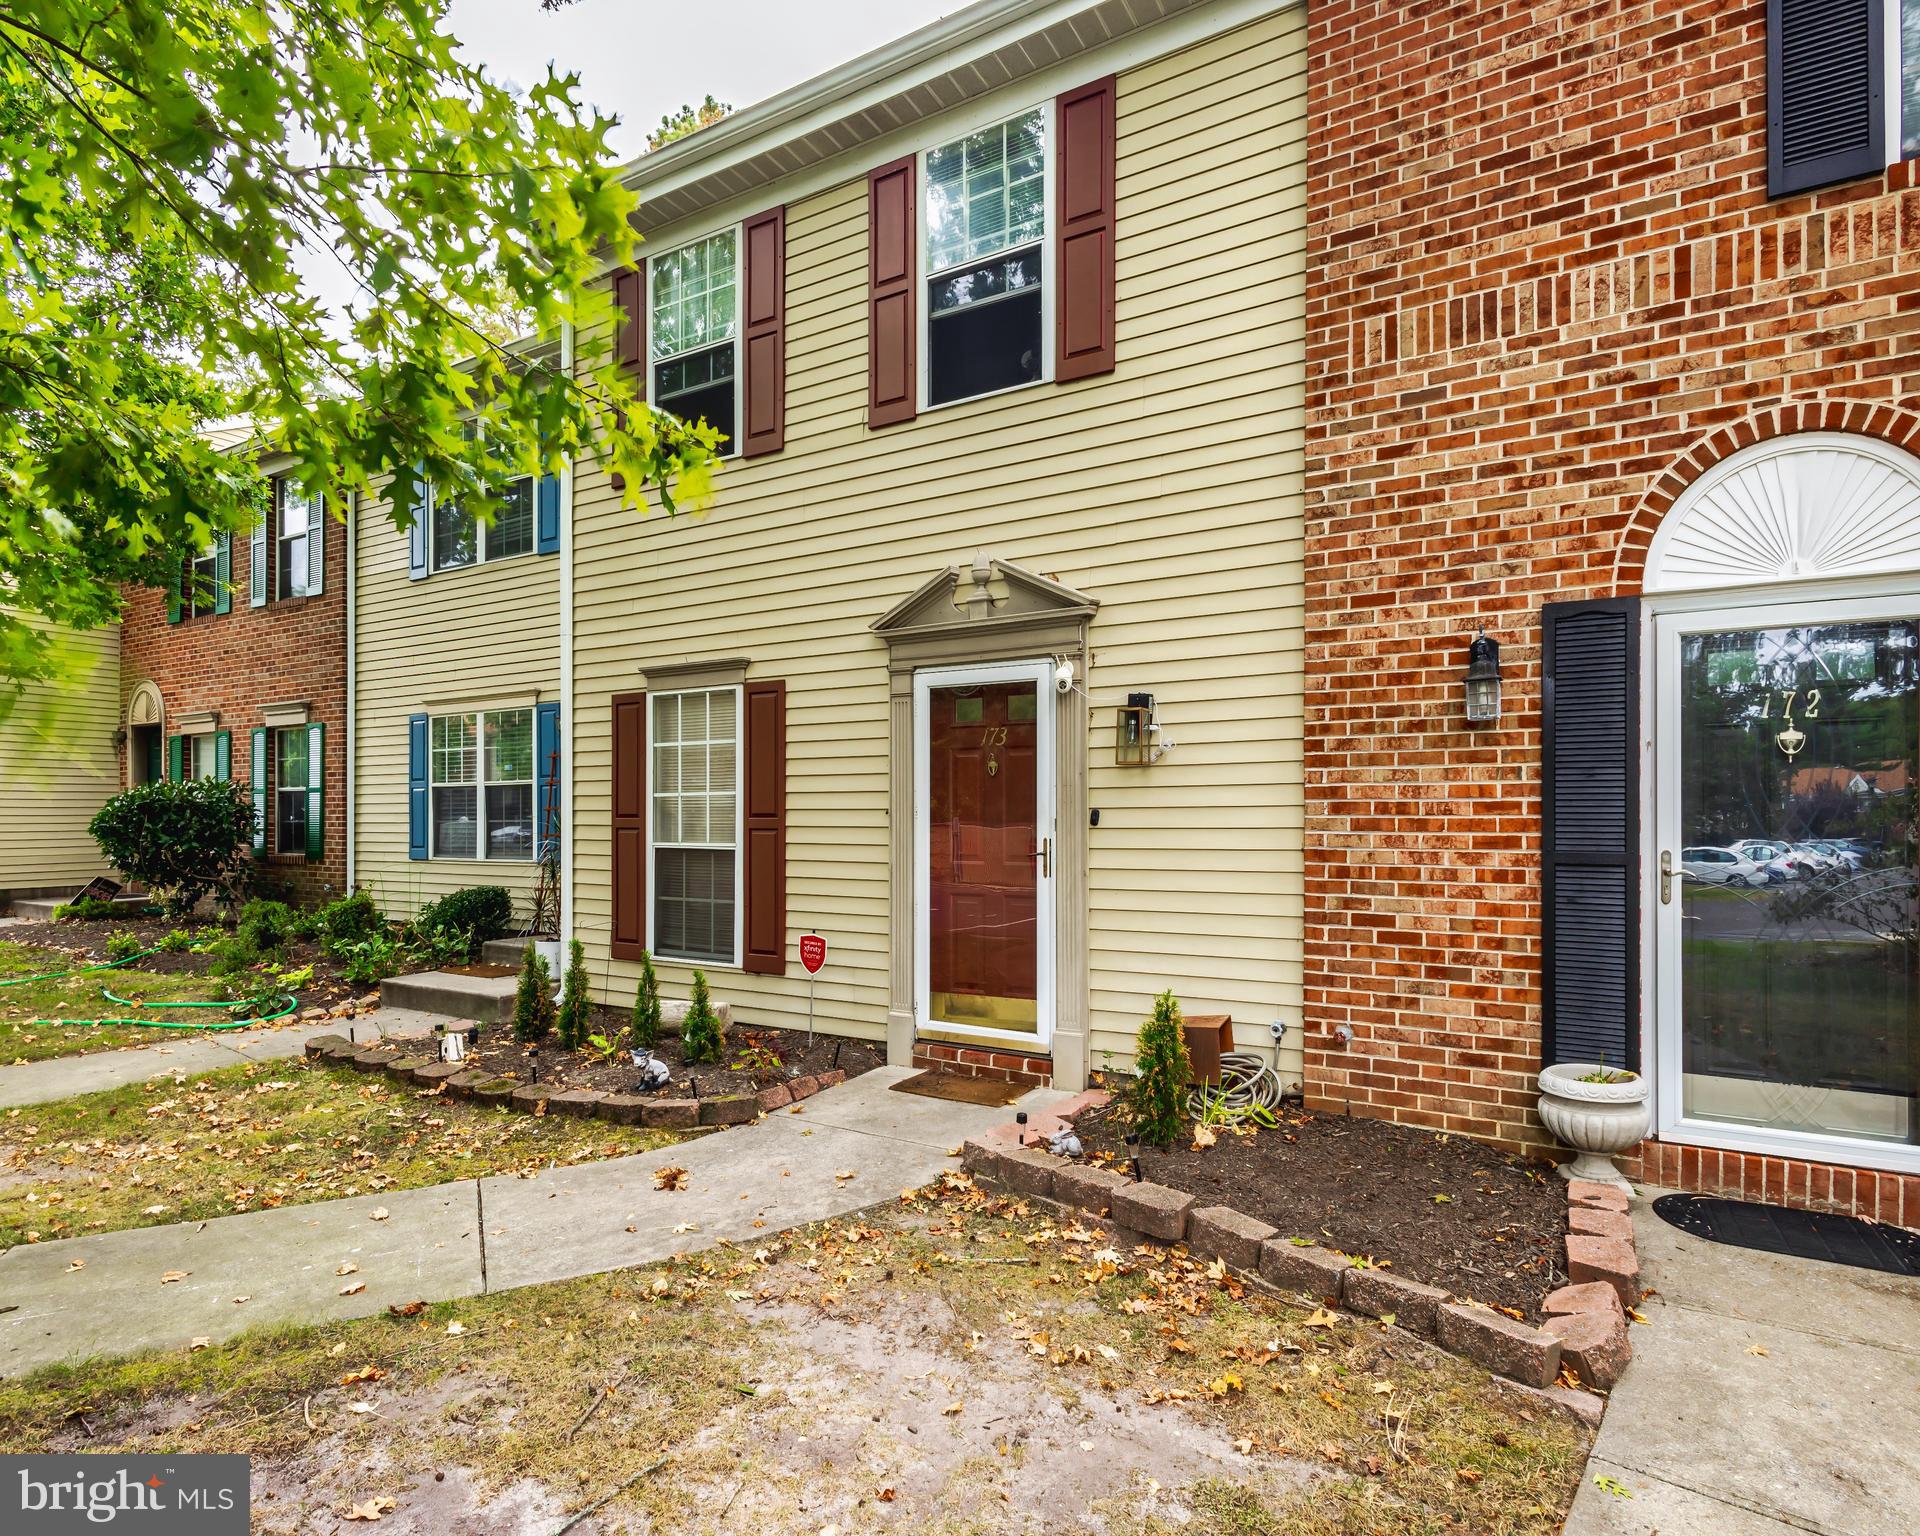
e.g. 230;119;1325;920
1759;688;1820;721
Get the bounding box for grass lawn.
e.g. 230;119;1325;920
0;941;255;1064
0;1175;1592;1535
0;1058;684;1248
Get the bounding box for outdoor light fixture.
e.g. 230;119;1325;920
1116;693;1173;765
1464;629;1502;724
1124;1130;1144;1183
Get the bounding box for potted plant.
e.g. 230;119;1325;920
1536;1061;1650;1188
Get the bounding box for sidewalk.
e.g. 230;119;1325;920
0;1008;440;1109
1563;1188;1920;1536
0;1066;1063;1377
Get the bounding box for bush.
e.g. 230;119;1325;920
335;932;402;986
512;944;556;1044
680;969;724;1065
557;939;591;1050
415;886;513;959
1132;989;1191;1148
235;898;298;958
104;930;143;961
630;950;661;1050
156;928;191;953
404;923;470;970
88;779;255;917
53;896;122;921
315;890;385;955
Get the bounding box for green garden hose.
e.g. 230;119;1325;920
3;951;300;1030
0;946;163;986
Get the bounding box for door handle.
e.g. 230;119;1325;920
1660;849;1674;905
1035;836;1052;879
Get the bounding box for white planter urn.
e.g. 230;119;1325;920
1537;1063;1650;1189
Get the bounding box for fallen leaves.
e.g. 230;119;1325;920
342;1495;396;1521
386;1299;425;1318
368;1207;389;1222
654;1165;689;1192
339;1280;366;1297
336;1261;359;1277
160;1269;190;1284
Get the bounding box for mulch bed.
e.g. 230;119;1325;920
2;916;365;998
404;1004;886;1102
1075;1096;1568;1319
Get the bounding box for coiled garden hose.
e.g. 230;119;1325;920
2;950;299;1030
0;946;163;986
1190;1051;1287;1118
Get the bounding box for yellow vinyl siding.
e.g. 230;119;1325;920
0;613;121;892
351;486;559;922
573;7;1305;1078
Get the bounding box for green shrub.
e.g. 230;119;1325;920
512;944;556;1044
630;950;661;1050
205;935;260;977
335;932;402;986
52;896;121;921
156;928;191;953
556;938;591;1050
315;890;385;955
88;779;255;916
415;887;513;958
104;930;143;961
404;923;470;970
1132;989;1191;1148
235;898;298;958
679;968;724;1065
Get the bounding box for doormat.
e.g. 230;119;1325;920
889;1071;1023;1108
1652;1193;1920;1277
444;963;518;979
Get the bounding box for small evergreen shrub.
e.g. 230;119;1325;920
88;779;255;916
104;930;143;961
630;950;661;1050
512;944;557;1043
235;898;298;957
556;938;591;1050
415;886;513;958
1132;989;1192;1148
679;968;724;1065
52;896;121;921
315;890;385;955
156;928;191;953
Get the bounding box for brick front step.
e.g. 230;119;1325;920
912;1040;1053;1087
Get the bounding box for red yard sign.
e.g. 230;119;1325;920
799;934;827;975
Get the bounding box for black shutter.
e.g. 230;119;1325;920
1768;0;1886;197
1541;597;1641;1071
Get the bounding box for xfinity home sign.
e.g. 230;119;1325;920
3;1455;248;1533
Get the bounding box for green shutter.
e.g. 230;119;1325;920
214;533;232;615
215;729;231;782
250;727;267;854
305;722;324;861
166;735;183;782
166;566;183;624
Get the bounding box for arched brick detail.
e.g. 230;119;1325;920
1612;399;1920;595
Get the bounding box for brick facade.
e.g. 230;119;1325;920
118;501;348;904
1305;0;1920;1216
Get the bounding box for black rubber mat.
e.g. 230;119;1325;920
1653;1193;1920;1276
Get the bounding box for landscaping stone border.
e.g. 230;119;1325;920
301;1034;844;1131
959;1136;1643;1399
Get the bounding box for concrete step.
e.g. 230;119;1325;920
379;969;519;1024
480;937;556;967
7;893;151;921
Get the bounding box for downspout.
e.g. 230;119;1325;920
559;319;575;947
345;488;357;891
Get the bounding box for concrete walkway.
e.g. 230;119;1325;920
0;1008;440;1109
0;1066;1062;1377
1564;1188;1920;1536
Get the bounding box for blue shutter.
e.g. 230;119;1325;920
1767;0;1885;197
536;473;561;555
535;700;561;861
406;467;430;580
408;713;430;860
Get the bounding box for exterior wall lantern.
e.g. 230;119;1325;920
1116;692;1171;765
1464;630;1502;724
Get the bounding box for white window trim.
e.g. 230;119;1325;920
186;541;221;618
644;225;744;463
273;725;310;855
427;707;536;863
917;98;1056;414
186;731;220;782
426;475;537;576
273;477;320;601
1886;1;1914;165
646;684;745;969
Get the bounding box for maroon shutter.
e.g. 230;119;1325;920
741;206;786;458
1055;76;1117;383
867;157;917;428
611;691;648;960
742;679;787;975
612;266;646;372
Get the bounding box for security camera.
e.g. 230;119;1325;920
1054;659;1075;695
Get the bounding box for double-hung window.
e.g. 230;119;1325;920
923;106;1048;407
275;728;309;854
185;541;221;617
651;688;740;964
276;479;322;599
188;734;220;781
430;708;534;860
430;476;534;573
649;230;740;454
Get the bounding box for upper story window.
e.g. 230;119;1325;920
649;230;739;456
1770;0;1919;194
186;540;221;618
275;478;323;600
430;474;534;573
923;106;1048;408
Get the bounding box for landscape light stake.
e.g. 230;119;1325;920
1015;1110;1029;1147
1125;1131;1143;1183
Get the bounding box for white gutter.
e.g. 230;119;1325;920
559;319;575;947
344;488;357;892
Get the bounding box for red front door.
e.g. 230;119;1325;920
926;680;1041;1036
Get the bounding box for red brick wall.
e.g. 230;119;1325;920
1304;0;1920;1193
118;512;348;904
